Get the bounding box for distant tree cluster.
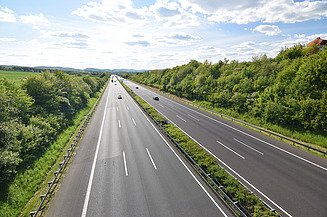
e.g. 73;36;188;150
0;65;108;76
0;71;107;185
127;46;327;133
0;65;43;73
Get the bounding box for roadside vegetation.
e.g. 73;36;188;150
122;82;278;216
125;45;327;149
0;70;108;216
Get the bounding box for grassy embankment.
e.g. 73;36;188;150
126;47;327;153
139;84;327;156
121;82;279;217
0;70;38;82
0;71;108;217
195;100;327;151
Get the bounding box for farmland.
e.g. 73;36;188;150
0;70;39;82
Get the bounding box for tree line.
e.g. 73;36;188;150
126;45;327;134
0;71;108;186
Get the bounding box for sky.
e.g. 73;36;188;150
1;0;327;70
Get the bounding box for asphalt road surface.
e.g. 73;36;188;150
47;76;233;217
124;79;327;217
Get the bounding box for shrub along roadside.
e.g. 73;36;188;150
0;72;108;187
125;48;327;150
122;82;279;217
0;72;108;217
22;94;101;217
132;83;327;155
0;95;102;217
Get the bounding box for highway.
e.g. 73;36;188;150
46;76;233;217
124;79;327;217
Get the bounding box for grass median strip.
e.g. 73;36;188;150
122;82;279;217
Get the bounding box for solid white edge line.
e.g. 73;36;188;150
132;118;136;126
146;148;157;170
176;114;187;122
81;82;110;217
116;106;118;111
118;120;121;128
129;96;228;217
153;110;292;217
234;138;264;155
217;140;245;159
123;151;128;176
157;91;327;172
124;83;291;217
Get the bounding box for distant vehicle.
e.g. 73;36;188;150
153;96;159;101
118;94;122;99
111;79;113;82
115;83;117;85
135;86;139;89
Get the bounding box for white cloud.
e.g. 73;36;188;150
149;0;199;27
180;0;260;13
71;0;148;26
193;46;224;61
168;33;201;41
154;33;202;46
0;5;16;22
2;1;326;70
272;33;327;48
2;32;326;70
181;0;327;24
230;43;268;60
232;41;257;53
198;46;216;51
0;37;16;42
39;30;91;50
125;40;151;47
253;25;281;36
20;13;49;28
72;0;199;28
227;33;327;60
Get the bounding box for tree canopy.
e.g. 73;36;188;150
127;46;327;134
0;71;107;185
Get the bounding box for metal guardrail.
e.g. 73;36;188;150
180;100;327;155
123;85;278;217
29;115;91;217
29;81;109;217
160;124;249;217
142;85;326;156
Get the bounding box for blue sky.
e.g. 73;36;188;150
1;0;327;69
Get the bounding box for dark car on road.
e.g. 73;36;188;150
118;94;122;99
153;96;159;101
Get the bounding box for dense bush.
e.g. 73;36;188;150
127;47;327;134
0;71;107;187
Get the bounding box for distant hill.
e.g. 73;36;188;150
34;66;83;72
0;65;147;74
85;68;146;73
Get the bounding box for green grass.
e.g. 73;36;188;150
0;85;106;217
192;100;327;152
137;84;327;153
121;82;279;217
0;70;39;82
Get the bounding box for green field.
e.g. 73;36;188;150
0;70;39;82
